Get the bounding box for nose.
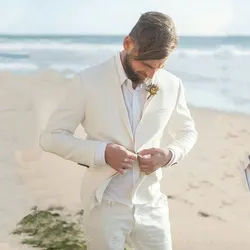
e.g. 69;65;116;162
146;68;157;78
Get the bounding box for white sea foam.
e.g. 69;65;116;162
0;38;249;115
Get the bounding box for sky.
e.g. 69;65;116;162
0;0;249;36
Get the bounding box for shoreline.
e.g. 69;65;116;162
1;69;249;117
190;104;250;118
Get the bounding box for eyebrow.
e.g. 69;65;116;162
142;61;165;69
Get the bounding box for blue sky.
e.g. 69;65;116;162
0;0;249;35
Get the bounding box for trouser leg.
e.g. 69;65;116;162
84;200;134;250
130;196;173;250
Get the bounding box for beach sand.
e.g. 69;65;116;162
0;70;250;250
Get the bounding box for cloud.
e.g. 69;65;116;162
225;0;250;35
0;0;247;35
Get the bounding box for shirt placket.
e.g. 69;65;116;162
126;81;144;199
132;87;141;188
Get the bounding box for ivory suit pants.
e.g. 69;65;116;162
84;196;172;250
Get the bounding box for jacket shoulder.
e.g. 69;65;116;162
157;69;182;91
78;57;114;84
158;69;180;83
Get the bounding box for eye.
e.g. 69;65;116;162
142;62;154;69
142;61;164;70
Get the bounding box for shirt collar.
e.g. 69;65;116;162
115;52;128;86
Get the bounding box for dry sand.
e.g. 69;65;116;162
0;70;250;250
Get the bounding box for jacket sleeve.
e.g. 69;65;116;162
39;74;104;168
163;78;198;166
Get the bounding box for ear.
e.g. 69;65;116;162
123;36;134;52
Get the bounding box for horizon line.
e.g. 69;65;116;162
0;33;249;37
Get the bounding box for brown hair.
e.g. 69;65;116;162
128;11;178;60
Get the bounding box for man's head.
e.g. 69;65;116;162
122;11;178;84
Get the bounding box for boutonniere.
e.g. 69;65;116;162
145;83;160;100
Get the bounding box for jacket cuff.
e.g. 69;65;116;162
94;142;107;166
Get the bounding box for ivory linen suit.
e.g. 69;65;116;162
39;53;198;250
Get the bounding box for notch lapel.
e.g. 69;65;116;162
142;72;161;116
134;74;162;151
110;57;133;139
136;74;160;130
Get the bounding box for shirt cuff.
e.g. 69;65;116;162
94;142;107;166
163;148;176;167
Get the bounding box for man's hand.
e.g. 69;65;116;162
105;143;137;175
137;148;172;175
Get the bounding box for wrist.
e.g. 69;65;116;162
162;148;173;167
104;143;113;163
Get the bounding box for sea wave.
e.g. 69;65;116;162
0;42;122;52
0;42;250;57
176;45;250;56
0;52;30;60
0;62;38;71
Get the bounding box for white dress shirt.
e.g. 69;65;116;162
94;52;173;206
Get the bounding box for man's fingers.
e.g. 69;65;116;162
138;148;157;156
121;163;132;169
118;169;125;175
139;164;150;171
140;164;156;174
127;152;138;161
118;166;130;175
138;154;152;165
124;157;137;164
138;158;151;165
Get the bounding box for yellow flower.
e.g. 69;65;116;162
150;87;158;94
146;84;159;100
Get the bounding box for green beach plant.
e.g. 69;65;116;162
12;205;131;250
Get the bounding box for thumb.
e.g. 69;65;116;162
127;151;138;160
138;148;157;156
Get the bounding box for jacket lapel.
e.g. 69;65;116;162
134;74;162;151
141;72;161;117
108;57;133;139
103;56;162;148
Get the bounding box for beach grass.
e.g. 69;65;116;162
12;205;131;250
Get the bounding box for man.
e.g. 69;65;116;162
39;11;198;250
243;155;250;191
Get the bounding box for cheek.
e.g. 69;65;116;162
132;61;145;73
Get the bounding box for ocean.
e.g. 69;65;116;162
0;35;250;115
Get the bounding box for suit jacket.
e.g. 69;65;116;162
242;154;250;191
39;55;198;219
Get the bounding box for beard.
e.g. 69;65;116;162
123;54;145;84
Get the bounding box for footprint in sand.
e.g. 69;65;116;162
197;211;226;222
